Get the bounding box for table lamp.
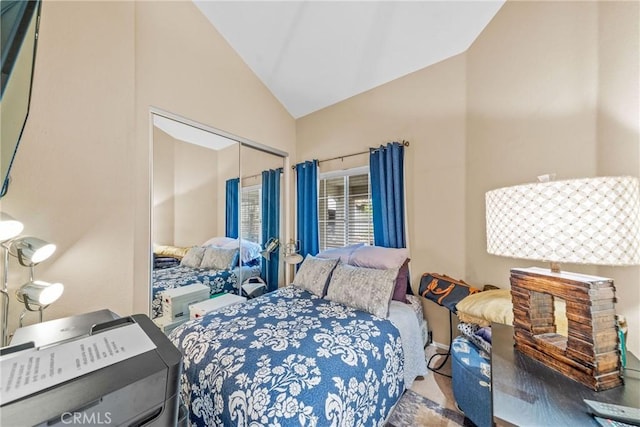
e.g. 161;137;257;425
485;176;640;390
283;240;303;265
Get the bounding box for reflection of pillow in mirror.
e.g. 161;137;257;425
180;246;206;268
202;236;236;247
316;243;365;263
292;255;339;297
325;263;398;318
200;247;239;270
222;239;262;263
154;245;190;260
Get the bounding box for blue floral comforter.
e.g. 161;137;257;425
152;266;250;318
169;286;405;426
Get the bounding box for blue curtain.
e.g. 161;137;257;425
225;178;239;238
296;160;319;258
370;142;406;248
261;168;281;291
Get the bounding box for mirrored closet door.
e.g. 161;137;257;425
149;108;288;318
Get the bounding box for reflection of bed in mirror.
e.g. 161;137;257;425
150;238;262;318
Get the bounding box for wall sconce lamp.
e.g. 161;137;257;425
485;175;640;390
16;280;64;325
9;236;56;267
0;212;24;241
0;212;63;346
283;240;303;265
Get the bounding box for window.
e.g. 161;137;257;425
241;185;261;243
319;167;373;251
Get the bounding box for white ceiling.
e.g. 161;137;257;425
194;0;505;118
153;114;237;150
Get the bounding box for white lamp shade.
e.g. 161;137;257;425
19;280;64;305
485;176;640;266
284;253;304;264
10;236;56;265
0;213;24;242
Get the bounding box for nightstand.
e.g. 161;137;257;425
491;323;639;426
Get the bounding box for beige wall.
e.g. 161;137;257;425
1;1;295;334
297;54;468;344
153;127;222;247
298;0;639;351
132;1;295;315
1;1;136;332
467;0;639;354
595;1;640;355
152;127;176;246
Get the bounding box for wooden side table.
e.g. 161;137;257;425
491;323;639;426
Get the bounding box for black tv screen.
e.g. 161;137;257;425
1;0;41;197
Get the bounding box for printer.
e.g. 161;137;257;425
1;310;183;426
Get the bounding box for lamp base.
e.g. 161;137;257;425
510;267;622;391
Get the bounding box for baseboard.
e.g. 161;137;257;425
430;341;450;351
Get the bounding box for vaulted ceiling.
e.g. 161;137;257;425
194;0;505;118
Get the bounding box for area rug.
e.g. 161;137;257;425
386;389;476;427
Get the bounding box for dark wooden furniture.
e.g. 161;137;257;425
492;323;639;427
510;267;621;390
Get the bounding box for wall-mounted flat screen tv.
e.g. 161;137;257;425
1;0;41;198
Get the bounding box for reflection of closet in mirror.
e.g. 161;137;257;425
149;107;288;316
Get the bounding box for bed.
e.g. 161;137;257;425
169;249;428;426
152;239;262;319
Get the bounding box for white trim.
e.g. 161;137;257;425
430;341;450;351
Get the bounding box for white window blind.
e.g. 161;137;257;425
319;169;373;251
241;186;261;244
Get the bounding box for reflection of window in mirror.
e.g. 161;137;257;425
241;185;261;244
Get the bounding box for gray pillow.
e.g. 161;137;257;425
180;246;206;268
200;247;238;270
325;262;398;318
292;255;339;297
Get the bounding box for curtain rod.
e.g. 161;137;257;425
242;167;283;181
292;140;409;169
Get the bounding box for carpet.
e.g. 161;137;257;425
386;389;476;427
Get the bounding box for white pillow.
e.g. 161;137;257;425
202;236;236;247
221;239;262;263
348;245;409;269
316;243;365;263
